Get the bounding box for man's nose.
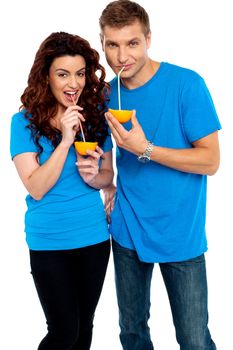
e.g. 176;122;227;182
118;47;128;64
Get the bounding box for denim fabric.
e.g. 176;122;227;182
112;240;216;350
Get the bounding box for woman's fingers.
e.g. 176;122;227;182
63;106;85;122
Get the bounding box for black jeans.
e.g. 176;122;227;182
30;239;110;350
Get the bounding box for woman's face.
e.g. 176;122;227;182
48;55;86;111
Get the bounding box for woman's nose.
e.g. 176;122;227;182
68;76;79;89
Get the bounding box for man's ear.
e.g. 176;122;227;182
146;31;152;50
99;33;104;51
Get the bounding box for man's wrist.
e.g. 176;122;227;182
137;141;153;163
138;140;149;155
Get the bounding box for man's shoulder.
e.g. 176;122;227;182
164;62;203;82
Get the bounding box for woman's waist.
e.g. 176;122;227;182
25;190;101;213
25;193;106;234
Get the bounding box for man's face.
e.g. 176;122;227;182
101;20;151;83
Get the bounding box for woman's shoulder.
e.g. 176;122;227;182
11;109;29;126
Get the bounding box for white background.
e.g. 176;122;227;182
0;0;232;349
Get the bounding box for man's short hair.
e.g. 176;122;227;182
99;0;150;35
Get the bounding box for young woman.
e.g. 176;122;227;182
10;31;113;350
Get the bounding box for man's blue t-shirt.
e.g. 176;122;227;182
10;111;113;250
109;62;221;263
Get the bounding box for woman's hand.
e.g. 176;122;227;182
60;105;85;147
103;183;116;223
76;146;104;185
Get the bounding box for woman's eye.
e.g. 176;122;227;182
58;73;67;77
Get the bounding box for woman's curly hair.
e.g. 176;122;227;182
20;31;110;154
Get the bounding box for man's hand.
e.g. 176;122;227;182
105;110;148;155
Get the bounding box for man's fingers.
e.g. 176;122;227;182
105;112;125;132
105;113;129;145
130;110;138;127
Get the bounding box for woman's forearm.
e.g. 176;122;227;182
87;169;114;190
15;141;71;200
28;142;71;199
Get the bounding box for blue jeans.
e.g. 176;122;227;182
112;240;216;350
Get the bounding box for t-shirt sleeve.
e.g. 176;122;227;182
10;112;38;159
181;74;221;143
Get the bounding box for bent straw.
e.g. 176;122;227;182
71;96;86;142
118;66;125;110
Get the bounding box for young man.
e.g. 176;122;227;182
100;1;220;349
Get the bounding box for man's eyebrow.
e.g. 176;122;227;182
105;39;117;44
128;37;141;41
105;37;141;44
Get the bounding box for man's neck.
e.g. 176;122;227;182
121;59;160;90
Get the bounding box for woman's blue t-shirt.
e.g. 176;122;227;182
109;62;221;263
10;111;113;250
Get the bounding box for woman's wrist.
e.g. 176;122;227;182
85;178;98;189
59;139;73;150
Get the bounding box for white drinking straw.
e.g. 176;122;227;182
118;66;125;110
71;96;86;142
78;119;86;142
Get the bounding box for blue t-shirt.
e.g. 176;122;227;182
109;62;221;263
10;111;113;250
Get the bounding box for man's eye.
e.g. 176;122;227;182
129;41;138;47
107;43;117;48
